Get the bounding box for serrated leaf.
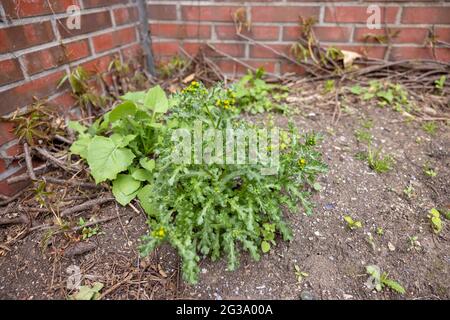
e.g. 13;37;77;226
70;135;92;159
112;174;141;206
86;136;135;183
144;85;168;113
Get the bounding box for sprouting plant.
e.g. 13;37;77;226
78;217;100;240
422;121;438;135
157;55;187;78
434;75;446;94
323;79;335;94
261;223;276;253
68;282;103;300
427;208;442;234
361;119;374;129
445;210;450;221
70;82;328;284
366;265;406;294
344;215;362;230
376;227;384;236
366;232;376;251
367;145;394;173
234;68;288;114
33;181;52;207
423;163;437;177
403;184;415;199
294;265;308;284
407;235;421;252
354;129;372;144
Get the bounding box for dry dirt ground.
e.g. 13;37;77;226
0;84;449;300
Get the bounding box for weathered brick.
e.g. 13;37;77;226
121;44;143;61
402;7;450;24
389;47;450;61
0;71;66;115
83;0;126;8
216;25;279;41
435;27;450;44
0;59;24;86
79;55;114;74
324;6;398;23
22;40;90;75
252;6;320;23
333;45;387;60
152;41;180;57
2;0;80;18
0;168;30;197
150;23;211;39
215;59;277;74
114;7;139;25
148;4;177;20
0;21;54;54
58;11;112;39
250;44;290;59
0;122;16;146
354;27;428;44
283;26;352;42
92;27;137;53
182;5;236;22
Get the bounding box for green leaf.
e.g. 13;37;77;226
70;282;103;300
120;91;146;104
382;278;405;294
312;182;322;191
86;136;135;183
144;85;169;113
131;168;153;182
70;135;92;159
350;85;363;95
109;101;137;122
68;121;87;134
261;241;270;253
137;184;155;215
112;174;141;206
140;158;155;172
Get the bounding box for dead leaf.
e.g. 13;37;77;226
341;50;362;68
182;73;195;84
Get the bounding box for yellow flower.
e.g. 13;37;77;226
153;227;166;239
298;158;307;168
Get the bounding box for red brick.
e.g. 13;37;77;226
252;6;320;23
206;43;246;58
148;4;177;20
435;27;450;44
150;23;211;39
250;44;290;59
354;27;428;44
283;26;352;42
324;6;398;23
58;11;112;39
2;0;80;18
48;92;77;112
0;122;16;145
92;27;137;53
402;7;450;24
216;25;279;41
114;7;139;26
5;143;23;157
0;21;54;54
152;42;180;57
0;168;30;197
121;44;143;61
79;55;114;74
0;59;24;85
332;45;387;60
83;0;126;8
280;62;306;75
0;71;66;115
389;47;450;61
22;40;90;75
182;5;236;22
215;59;277;74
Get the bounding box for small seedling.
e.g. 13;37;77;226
261;223;276;253
422;121;438;135
407;235;421;252
78;217;100;240
366;265;406;294
434;75;446;94
323;79;335;93
68;282;104;300
427;208;442;234
367;146;394;173
344;216;362;230
445;211;450;221
423;163;437;177
361;119;374;129
354;129;372;144
366;233;376;251
403;185;415;199
294;265;309;284
376;227;384;236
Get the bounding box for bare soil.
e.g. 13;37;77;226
1;85;449;300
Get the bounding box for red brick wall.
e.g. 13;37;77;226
0;0;449;196
148;0;450;74
0;0;142;195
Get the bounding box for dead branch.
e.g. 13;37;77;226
60;196;115;217
23;143;36;180
41;177;101;189
7;163;53;184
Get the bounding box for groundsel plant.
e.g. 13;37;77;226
70;81;327;283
